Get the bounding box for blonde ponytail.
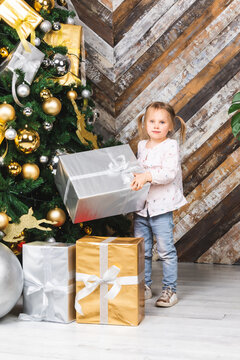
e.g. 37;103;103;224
175;115;186;143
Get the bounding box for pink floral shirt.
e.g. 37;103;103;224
136;138;187;217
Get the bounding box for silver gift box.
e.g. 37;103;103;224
20;242;76;323
55;144;150;223
0;41;45;84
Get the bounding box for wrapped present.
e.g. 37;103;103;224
44;24;83;86
75;236;145;326
0;41;45;106
0;0;43;52
54;144;150;223
19;241;76;323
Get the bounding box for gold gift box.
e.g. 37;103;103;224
76;236;145;326
44;24;81;86
0;0;42;44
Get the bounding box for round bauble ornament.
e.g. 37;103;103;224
8;161;22;176
0;230;5;239
0;47;9;58
43;121;53;131
81;89;92;99
5;127;17;140
0;157;4;166
67;89;78;101
0;212;9;230
84;225;92;235
46;236;56;243
0;243;23;318
34;0;55;12
52;53;70;77
66;16;75;25
46;207;66;227
22;163;40;180
39;155;49;164
0;103;15;124
42;97;62;116
40;88;51;100
42;58;51;68
52;22;61;31
57;0;67;7
39;20;52;33
16;83;30;98
23;107;33;117
34;37;41;47
15;127;40;154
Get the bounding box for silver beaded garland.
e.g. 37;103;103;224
23;107;33;117
17;83;30;98
39;155;49;164
5;127;17;140
39;20;52;33
43;121;53;131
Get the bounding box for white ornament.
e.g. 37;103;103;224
17;83;30;98
81;89;92;98
39;155;49;164
39;20;52;33
5;127;17;140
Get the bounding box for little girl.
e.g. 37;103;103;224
131;101;187;307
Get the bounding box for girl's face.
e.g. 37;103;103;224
145;108;173;142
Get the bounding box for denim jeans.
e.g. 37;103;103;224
134;211;177;292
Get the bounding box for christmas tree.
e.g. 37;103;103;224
0;0;131;254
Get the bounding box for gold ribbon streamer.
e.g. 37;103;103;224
0;123;6;146
69;97;98;149
0;138;8;159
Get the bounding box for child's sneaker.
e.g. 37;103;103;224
145;284;152;300
155;287;177;307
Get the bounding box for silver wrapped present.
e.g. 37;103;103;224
55;144;150;223
19;242;76;323
0;41;45;85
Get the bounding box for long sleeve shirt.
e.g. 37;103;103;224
136;138;187;217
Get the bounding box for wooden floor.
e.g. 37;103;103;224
1;262;240;360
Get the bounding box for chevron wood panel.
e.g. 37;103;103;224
71;0;240;264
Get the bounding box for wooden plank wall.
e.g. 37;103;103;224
71;0;240;264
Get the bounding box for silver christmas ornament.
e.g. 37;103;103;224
66;17;75;25
42;58;51;68
0;157;4;166
34;37;41;46
39;155;49;164
46;236;56;243
0;230;5;239
5;127;17;140
52;22;61;31
39;20;52;33
0;243;23;318
81;89;92;98
43;121;53;131
23;107;33;117
52;53;71;76
16;83;30;98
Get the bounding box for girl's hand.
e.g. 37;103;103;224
130;172;152;191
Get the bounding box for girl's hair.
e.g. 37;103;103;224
137;102;186;142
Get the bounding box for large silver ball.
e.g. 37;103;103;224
39;20;52;33
39;155;49;164
5;127;17;140
17;83;30;98
66;17;75;25
0;243;23;318
81;89;92;98
23;107;33;117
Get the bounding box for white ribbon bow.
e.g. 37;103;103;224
75;265;122;315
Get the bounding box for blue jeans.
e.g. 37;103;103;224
134;212;177;292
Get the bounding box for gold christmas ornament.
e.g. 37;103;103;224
34;0;55;12
0;103;16;124
67;90;78;101
3;208;54;243
40;88;51;100
22;163;40;180
15;127;40;154
0;212;9;230
84;225;92;235
0;47;9;58
46;207;66;227
42;97;62;116
8;161;22;176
